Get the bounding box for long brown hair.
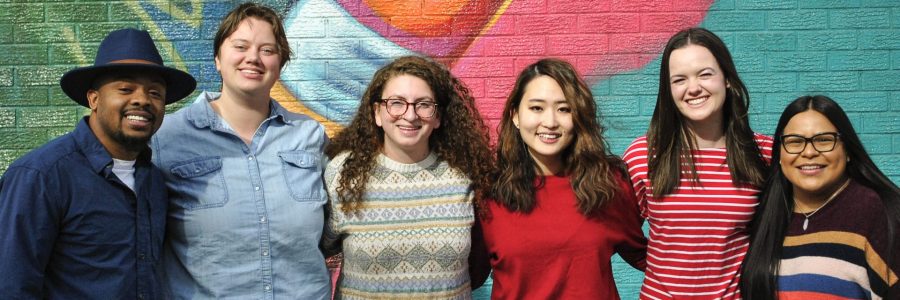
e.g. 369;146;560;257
494;58;625;215
648;27;767;196
741;95;900;299
325;55;495;213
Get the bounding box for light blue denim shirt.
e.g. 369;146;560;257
151;92;331;299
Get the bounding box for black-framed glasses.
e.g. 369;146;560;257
780;132;840;154
378;98;438;119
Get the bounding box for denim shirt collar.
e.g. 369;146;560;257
72;117;152;175
185;91;294;131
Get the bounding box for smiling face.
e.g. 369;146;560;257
512;75;574;175
87;71;167;158
374;74;440;163
780;110;848;203
668;44;729;130
215;17;281;99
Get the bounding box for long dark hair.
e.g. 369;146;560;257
740;95;900;299
325;55;495;213
647;27;767;196
494;58;624;215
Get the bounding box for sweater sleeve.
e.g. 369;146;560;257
613;176;648;271
319;155;345;257
468;214;491;290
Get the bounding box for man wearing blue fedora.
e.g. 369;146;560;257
0;28;196;298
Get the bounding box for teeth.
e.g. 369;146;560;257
800;165;822;170
241;70;261;74
686;97;707;105
126;115;148;121
538;133;560;139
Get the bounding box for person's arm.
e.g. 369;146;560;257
0;167;59;297
622;139;650;219
319;159;344;257
614;177;648;271
468;214;491;290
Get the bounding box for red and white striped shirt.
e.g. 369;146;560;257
623;134;773;300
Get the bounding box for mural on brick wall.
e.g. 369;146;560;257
57;0;715;135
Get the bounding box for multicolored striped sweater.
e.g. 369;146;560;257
778;180;899;300
322;151;475;300
623;134;773;299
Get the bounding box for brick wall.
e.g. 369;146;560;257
3;0;900;298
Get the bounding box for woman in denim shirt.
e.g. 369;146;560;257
151;3;332;299
320;56;494;299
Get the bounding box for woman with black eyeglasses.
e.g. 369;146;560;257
740;95;900;299
320;55;495;299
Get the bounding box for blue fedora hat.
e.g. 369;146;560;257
60;28;197;107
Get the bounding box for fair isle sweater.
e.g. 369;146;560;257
322;151;475;300
778;181;899;300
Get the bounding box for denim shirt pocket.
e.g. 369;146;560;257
278;151;325;202
170;156;229;210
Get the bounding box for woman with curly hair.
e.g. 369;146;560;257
471;58;647;299
320;55;494;299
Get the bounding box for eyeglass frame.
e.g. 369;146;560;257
376;98;439;119
780;132;841;154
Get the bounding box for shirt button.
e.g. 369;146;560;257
138;253;146;260
138;294;145;300
262;250;269;256
248;156;254;161
254;186;260;191
260;216;267;223
264;284;271;291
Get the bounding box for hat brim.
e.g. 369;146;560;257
60;63;197;107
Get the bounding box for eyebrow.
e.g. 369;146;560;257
525;98;567;104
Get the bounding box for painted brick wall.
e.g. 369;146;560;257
3;0;899;299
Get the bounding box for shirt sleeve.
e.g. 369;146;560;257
0;167;59;298
622;138;650;219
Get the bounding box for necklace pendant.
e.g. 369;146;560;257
802;218;809;231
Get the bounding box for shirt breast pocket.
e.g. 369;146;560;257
278;151;325;202
169;156;229;210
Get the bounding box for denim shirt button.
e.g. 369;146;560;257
262;250;269;256
264;284;271;291
248;156;254;161
138;253;146;260
254;186;260;191
260;216;267;223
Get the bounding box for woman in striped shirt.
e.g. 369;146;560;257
741;95;900;299
622;27;772;299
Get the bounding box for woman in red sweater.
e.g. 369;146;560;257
471;58;647;299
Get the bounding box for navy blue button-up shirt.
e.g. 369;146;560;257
0;117;167;299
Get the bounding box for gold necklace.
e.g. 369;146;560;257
796;179;851;231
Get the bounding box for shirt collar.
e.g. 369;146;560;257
72;117;152;174
186;91;291;129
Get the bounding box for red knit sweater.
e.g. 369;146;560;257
474;175;647;300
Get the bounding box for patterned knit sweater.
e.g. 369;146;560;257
322;151;475;300
778;180;899;300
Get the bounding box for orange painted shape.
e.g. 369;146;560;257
271;81;344;138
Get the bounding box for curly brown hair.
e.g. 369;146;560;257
494;58;626;215
325;55;495;213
